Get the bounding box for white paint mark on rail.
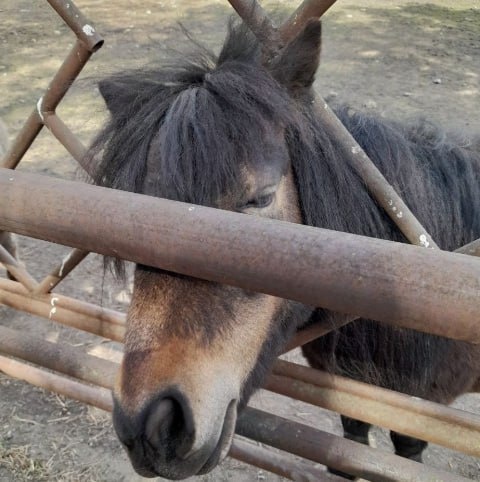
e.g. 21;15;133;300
49;297;59;319
36;97;44;122
82;24;95;36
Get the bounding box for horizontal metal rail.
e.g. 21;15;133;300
0;355;344;481
237;407;468;482
1;322;479;460
284;237;480;351
1;168;479;343
0;279;125;341
0;340;468;482
229;439;345;481
270;360;480;458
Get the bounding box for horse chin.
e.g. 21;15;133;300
197;399;238;475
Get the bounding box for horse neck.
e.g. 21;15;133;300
294;104;480;250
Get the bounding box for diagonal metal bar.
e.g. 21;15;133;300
458;237;480;257
2;39;95;170
45;0;104;52
312;102;439;248
284;313;355;352
279;0;338;41
0;244;39;292
226;0;280;55
1;0;103;170
35;248;90;294
0;1;100;282
42;114;93;176
0;1;99;296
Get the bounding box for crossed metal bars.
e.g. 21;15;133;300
0;0;479;480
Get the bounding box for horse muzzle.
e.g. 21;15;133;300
112;388;238;479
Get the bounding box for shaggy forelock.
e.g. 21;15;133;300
89;23;301;207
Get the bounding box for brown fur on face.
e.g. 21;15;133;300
116;167;302;415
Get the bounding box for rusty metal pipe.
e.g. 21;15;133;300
1;169;479;343
0;325;117;389
1;0;102;171
0;327;335;481
284;313;356;353
226;0;280;54
0;355;113;411
40;40;92;114
280;0;338;42
0;244;39;291
313;102;439;249
237;407;468;482
0;110;43;170
35;248;89;294
286;238;480;351
229;439;344;482
0;278;125;327
46;0;104;52
459;237;480;257
0;280;125;341
42;115;93;176
274;360;480;431
268;360;480;457
279;3;438;249
1;40;94;170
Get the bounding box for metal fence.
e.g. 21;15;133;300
0;1;479;480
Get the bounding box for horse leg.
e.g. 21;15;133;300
390;431;428;462
328;416;371;479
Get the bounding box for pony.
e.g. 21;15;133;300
88;20;480;479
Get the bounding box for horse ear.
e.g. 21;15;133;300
271;19;322;93
98;79;135;116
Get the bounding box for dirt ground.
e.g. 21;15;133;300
0;0;479;481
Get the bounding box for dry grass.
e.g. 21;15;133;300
0;382;114;482
0;443;53;481
0;439;109;482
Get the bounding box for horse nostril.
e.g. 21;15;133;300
144;395;194;461
145;398;175;448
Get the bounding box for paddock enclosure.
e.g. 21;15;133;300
1;0;480;480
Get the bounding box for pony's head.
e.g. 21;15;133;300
91;21;322;479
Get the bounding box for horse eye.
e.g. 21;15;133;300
244;193;275;209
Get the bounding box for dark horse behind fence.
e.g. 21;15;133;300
86;19;480;480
